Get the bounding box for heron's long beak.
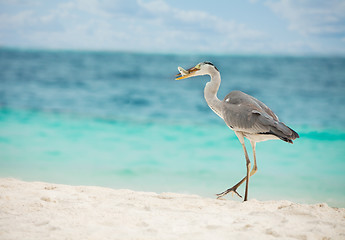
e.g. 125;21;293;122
175;66;200;80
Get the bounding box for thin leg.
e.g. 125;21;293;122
216;140;258;200
243;142;251;201
250;141;258;176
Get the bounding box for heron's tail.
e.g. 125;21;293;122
269;122;299;144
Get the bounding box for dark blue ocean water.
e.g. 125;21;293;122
0;49;344;207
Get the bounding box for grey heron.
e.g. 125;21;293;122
175;62;299;201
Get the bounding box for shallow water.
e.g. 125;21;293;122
0;49;344;207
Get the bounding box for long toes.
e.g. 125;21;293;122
216;191;229;199
216;194;225;199
216;188;242;199
216;193;225;199
216;191;226;197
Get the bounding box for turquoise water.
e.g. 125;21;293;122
0;49;344;207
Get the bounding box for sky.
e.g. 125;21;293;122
0;0;345;55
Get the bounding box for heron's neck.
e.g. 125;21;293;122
204;70;223;118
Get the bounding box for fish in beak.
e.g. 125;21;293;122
175;64;200;80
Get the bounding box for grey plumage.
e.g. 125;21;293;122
222;91;299;143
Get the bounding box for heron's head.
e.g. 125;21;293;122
175;62;219;80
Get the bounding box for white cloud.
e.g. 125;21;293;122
0;10;35;28
0;0;344;54
41;0;262;52
266;0;345;37
135;0;265;52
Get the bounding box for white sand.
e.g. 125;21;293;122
0;178;344;240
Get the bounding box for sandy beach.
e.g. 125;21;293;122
0;178;344;240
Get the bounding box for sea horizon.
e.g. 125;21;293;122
2;46;345;58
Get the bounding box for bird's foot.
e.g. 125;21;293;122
216;187;242;199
